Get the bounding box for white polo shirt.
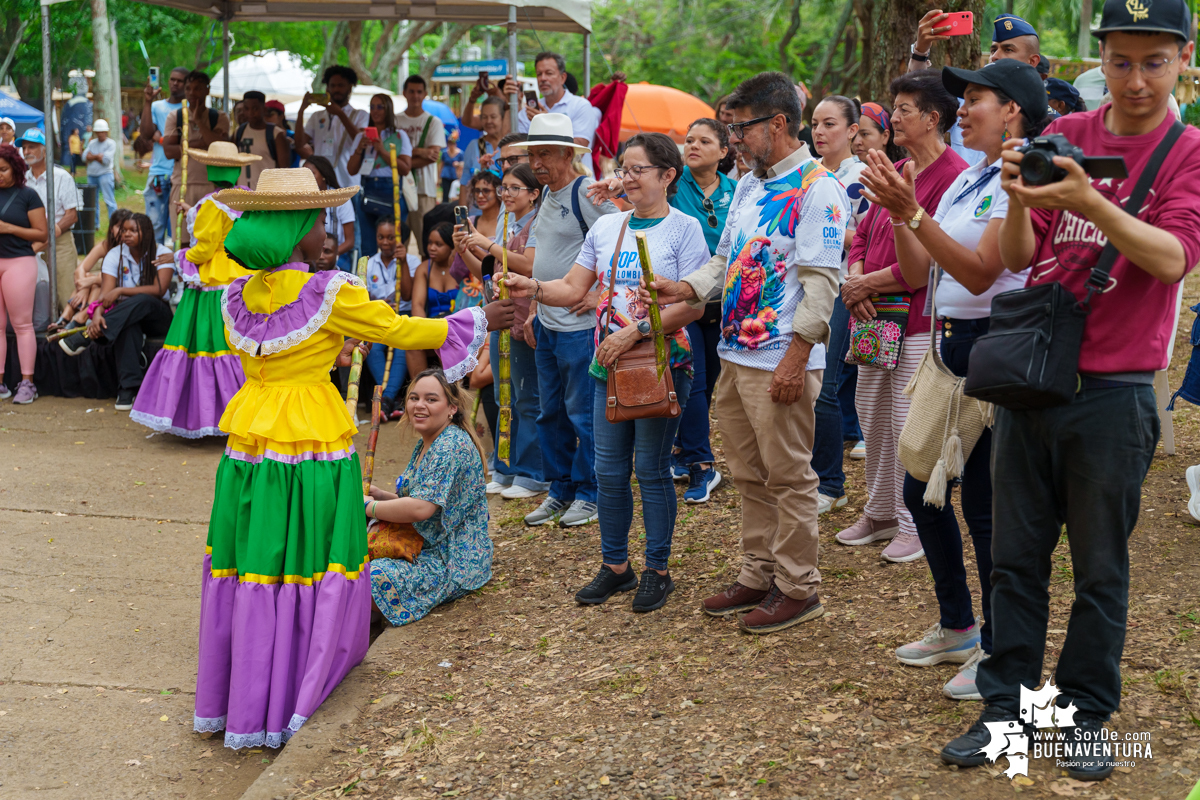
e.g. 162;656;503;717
932;157;1029;320
516;88;601;178
304;104;370;188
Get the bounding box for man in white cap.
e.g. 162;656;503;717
19;128;79;315
516;113;617;528
0;118;15;146
83;118;118;216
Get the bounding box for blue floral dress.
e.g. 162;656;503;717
370;425;492;625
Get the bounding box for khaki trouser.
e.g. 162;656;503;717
53;232;78;315
409;194;439;258
714;361;823;600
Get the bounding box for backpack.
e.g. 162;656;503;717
234;122;278;163
175;107;219;134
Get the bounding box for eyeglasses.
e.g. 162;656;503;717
496;154;529;168
614;165;665;179
472;187;496;196
701;197;718;228
727;114;788;139
498;185;533;196
1101;48;1184;79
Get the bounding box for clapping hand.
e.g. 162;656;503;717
860;149;919;221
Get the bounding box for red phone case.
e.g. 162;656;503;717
363;126;380;141
945;11;973;36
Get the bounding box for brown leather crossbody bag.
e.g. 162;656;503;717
603;215;681;423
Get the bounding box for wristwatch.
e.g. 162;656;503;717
910;43;931;62
636;320;652;338
907;208;925;231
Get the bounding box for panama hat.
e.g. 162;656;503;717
215;168;359;211
189;140;262;167
513;113;592;153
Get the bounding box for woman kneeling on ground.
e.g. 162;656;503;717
504;132;708;612
366;369;492;626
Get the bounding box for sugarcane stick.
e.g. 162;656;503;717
495;211;512;465
176;99;189;248
379;143;403;392
470;390;482;428
345;256;371;422
363;385;383;494
635;232;667;382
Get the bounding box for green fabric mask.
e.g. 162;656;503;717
206;164;242;184
224;208;321;270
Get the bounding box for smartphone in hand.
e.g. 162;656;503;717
944;11;974;35
454;206;470;229
363;126;381;142
149;66;160;92
524;90;539;107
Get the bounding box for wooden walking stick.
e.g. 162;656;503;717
495;211;512;465
635;232;667;382
176;99;188;248
378;143;403;393
363;385;383;494
345;255;371;422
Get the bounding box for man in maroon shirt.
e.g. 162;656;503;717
941;0;1200;782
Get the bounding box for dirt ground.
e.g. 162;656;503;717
2;298;1198;800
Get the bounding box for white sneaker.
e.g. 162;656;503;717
485;480;508;495
501;484;543;499
895;622;981;666
817;493;848;515
1187;465;1200;522
943;644;988;701
848;440;866;460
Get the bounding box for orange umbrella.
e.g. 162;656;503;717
620;82;715;144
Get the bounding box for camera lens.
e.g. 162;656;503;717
1020;151;1058;186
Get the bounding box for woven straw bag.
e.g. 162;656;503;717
898;267;993;508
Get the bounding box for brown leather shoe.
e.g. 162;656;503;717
701;582;769;617
737;584;824;634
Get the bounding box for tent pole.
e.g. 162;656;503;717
583;33;590;95
508;6;518;128
41;0;57;315
222;13;230;114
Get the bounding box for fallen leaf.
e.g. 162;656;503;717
160;715;169;721
198;751;213;759
1012;775;1035;786
599;775;610;785
818;712;842;723
125;759;141;767
56;688;68;695
138;698;153;704
134;481;145;486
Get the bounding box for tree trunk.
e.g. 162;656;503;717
854;0;876;100
840;21;859;95
347;21;369;85
368;21;398;77
90;0;121;183
777;0;802;78
0;19;28;87
314;21;350;92
109;17;124;186
376;21;440;89
1078;0;1093;59
811;0;856;100
418;24;467;83
864;0;984;102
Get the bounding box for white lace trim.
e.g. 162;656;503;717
442;306;489;384
129;410;225;439
217;713;308;750
222;272;363;357
194;714;226;733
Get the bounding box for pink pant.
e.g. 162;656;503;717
0;256;37;376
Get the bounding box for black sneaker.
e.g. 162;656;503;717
1065;714;1115;781
380;396;395;420
115;389;135;412
575;564;637;605
631;569;675;613
59;331;88;356
940;705;1020;767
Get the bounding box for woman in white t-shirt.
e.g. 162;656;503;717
810;95;874;516
58;212;175;410
504;133;707;614
859;61;1048;703
304;156;356;271
348;94;413;259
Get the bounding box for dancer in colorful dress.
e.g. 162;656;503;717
131;141;260;437
194;168;511;750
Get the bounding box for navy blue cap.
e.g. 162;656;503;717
993;14;1039;42
1045;78;1081;106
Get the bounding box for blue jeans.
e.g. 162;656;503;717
366;343;406;400
358;176;407;259
534;318;597;504
88;173;116;217
839;363;861;440
812;295;853;498
489;330;549;492
143;175;172;244
593;370;691;570
674;322;714;465
902;318;993;653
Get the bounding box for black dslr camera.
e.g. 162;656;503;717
1017;134;1128;186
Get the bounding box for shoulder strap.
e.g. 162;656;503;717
235;122;247;141
602;213;633;337
264;123;277;162
0;189;21;218
570;176;589;237
417;114;434;148
1084;120;1185;305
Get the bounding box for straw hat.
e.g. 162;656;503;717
215;168;360;211
189;140;262;167
513;113;592;153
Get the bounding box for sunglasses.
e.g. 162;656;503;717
701;197;718;228
496;155;529;168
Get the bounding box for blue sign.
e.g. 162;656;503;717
432;59;510;80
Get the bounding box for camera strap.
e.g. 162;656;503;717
1082;119;1185;308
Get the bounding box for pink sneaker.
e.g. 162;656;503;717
882;531;925;563
11;380;37;405
835;515;899;546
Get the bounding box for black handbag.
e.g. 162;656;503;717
964;120;1184;410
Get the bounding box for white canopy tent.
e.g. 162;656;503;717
210;49;315;103
35;0;592;305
